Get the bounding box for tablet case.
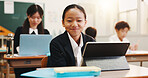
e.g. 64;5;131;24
85;56;129;71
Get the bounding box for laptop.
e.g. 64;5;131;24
82;42;130;71
19;34;52;56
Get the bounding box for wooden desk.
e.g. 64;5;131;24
4;55;47;78
21;65;148;78
126;53;148;66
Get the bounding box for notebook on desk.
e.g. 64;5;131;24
82;42;130;71
19;34;52;56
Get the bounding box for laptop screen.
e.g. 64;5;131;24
83;42;130;57
19;34;52;56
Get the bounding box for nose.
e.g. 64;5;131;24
33;18;38;22
72;21;78;27
123;32;127;36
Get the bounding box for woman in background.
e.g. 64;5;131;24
14;4;49;78
109;21;138;51
48;4;95;67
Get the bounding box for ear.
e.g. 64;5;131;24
62;20;65;27
115;29;118;33
27;13;29;18
27;16;29;19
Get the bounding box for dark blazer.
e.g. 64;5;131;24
14;26;50;53
48;31;95;67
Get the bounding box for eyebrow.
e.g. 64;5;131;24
66;17;82;19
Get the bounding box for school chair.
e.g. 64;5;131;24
1;62;14;78
41;56;48;68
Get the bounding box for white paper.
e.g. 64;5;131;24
4;1;14;14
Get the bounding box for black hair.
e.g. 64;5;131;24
115;21;130;30
22;4;44;34
62;4;86;22
85;27;97;39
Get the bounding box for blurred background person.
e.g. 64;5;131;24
109;21;138;51
85;26;97;39
13;4;50;78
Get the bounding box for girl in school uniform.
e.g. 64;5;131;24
109;21;138;51
14;4;49;78
48;4;95;67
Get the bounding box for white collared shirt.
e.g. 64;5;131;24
29;28;38;35
109;34;129;43
67;32;83;67
109;34;130;53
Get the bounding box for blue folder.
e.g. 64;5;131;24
19;34;52;56
21;68;101;78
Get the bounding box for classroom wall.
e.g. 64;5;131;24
0;1;34;33
8;0;79;37
1;0;148;51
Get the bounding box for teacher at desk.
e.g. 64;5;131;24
48;4;95;67
13;4;50;78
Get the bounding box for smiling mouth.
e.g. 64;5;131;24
71;29;77;30
122;36;125;38
33;23;38;25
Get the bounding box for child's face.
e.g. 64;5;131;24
116;27;129;41
27;12;42;28
62;8;87;38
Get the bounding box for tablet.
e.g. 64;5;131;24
82;42;130;71
83;42;130;57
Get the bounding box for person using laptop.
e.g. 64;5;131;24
109;21;138;51
13;4;50;78
48;4;95;67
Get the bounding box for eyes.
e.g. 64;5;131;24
120;29;128;33
66;19;83;23
30;16;41;19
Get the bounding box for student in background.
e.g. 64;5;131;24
85;26;97;39
48;4;95;67
14;4;49;78
109;21;138;51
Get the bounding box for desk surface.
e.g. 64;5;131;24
126;50;148;56
21;65;148;78
126;53;148;56
4;54;47;60
99;65;148;78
